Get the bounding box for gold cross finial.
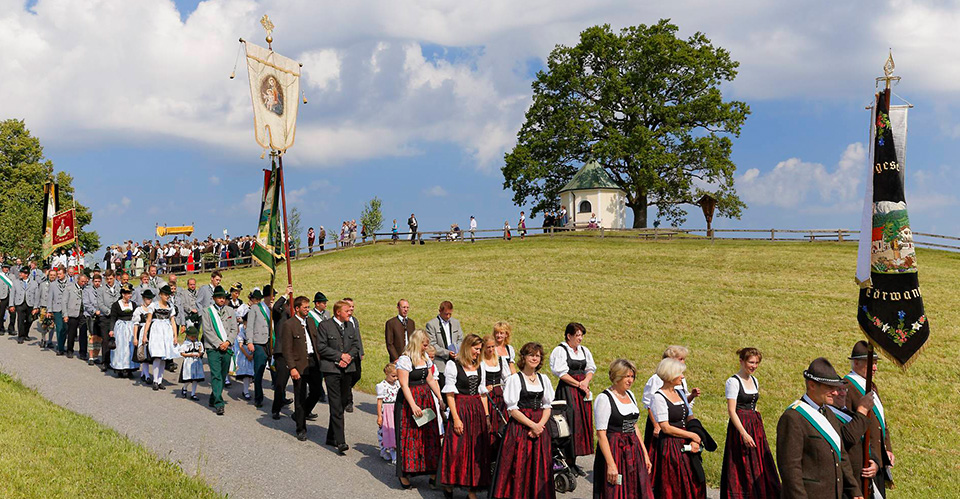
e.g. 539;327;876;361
260;14;275;49
877;49;900;89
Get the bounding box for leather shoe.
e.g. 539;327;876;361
254;401;263;408
281;398;293;406
345;403;354;413
56;351;65;356
306;412;318;421
216;407;225;416
66;352;73;359
272;412;281;420
297;431;307;441
398;478;413;490
336;443;349;455
317;394;327;403
17;338;24;344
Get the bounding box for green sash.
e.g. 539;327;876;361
0;273;12;289
207;305;226;342
844;373;887;439
309;310;323;328
790;400;841;459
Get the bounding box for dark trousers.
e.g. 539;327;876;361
410;228;418;243
16;304;32;338
347;359;361;407
54;311;66;352
208;349;231;409
0;297;8;331
293;362;324;434
324;369;352;446
99;318;113;367
252;344;269;405
271;354;291;414
66;315;87;354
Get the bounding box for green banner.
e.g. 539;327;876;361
251;161;284;274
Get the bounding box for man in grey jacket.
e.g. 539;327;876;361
0;262;12;335
196;271;222;313
64;273;88;359
83;274;102;365
96;270;121;368
201;285;238;415
47;267;71;355
425;300;463;388
245;288;272;408
8;267;38;344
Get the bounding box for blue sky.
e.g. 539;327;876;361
6;0;959;247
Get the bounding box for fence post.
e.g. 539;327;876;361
809;232;815;243
600;227;605;238
771;229;775;241
654;227;659;240
838;229;844;243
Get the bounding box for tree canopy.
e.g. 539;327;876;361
0;119;99;258
502;20;750;228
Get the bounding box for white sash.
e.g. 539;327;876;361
790;400;841;458
845;372;886;438
827;405;853;424
309;310;323;327
0;273;12;289
206;305;227;342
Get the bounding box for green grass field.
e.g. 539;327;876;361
210;235;957;495
0;372;222;499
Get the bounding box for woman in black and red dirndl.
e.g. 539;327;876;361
550;322;596;475
395;330;445;490
438;334;490;498
650;358;706;499
491;342;556;499
593;359;654;499
720;348;780;499
482;335;509;444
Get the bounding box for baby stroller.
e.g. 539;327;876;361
548;399;579;493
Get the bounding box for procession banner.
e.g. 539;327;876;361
243;41;300;152
51;209;77;251
251;163;284;274
855;88;929;369
41;182;59;258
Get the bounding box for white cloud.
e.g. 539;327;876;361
736;143;865;212
424;185;448;197
300;48;341;92
104;196;132;216
209;175;220;185
241;190;260;215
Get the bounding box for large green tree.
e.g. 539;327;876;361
503;21;749;228
0;119;99;258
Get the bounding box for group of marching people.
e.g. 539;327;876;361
2;258;894;499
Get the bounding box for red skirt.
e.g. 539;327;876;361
557;373;594;456
651;435;706;499
395;384;442;477
488;386;508;440
491;408;556;499
593;431;654;499
439;394;491;488
720;410;781;499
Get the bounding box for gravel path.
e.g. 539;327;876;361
1;329;719;498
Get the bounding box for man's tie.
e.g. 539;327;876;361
401;317;407;328
819;406;830;417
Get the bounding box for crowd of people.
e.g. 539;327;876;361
0;257;893;499
92;236;257;274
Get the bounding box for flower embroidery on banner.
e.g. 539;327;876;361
862;306;925;346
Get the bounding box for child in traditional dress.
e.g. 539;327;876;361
132;290;154;385
376;363;400;463
234;325;255;400
177;326;204;400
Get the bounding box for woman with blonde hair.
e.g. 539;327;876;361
438;334;490;498
481;335;509;439
594;359;653;498
642;345;701;449
650;358;705;499
395;330;445;490
492;321;517;375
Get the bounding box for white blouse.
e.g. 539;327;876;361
498;344;516;367
442;360;488;394
376;380;400;404
641;373;691;409
650;389;693;423
594;389;640;431
549;342;597;378
502;372;554;411
395;354;439;380
725;375;758;399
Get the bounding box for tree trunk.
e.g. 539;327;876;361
630;203;648;228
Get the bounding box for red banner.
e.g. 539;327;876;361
51;209;76;250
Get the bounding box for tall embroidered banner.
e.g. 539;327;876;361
51;209;76;251
41;182;59;259
855;88;929;369
243;41;300;152
251;161;284;274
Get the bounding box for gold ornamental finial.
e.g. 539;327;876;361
877;49;901;89
260;14;275;49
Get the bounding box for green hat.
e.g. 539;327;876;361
185;326;199;337
313;292;328;303
249;288;263;300
141;289;155;300
159;285;172;296
120;283;134;294
212;285;228;298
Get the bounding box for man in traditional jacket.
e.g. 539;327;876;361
63;273;87;359
201;285;238;415
97;270;122;369
245;288;271;408
281;296;325;441
196;271;221;312
83;273;102;364
0;262;12;335
844;341;894;497
48;266;71;355
270;284;294;419
384;299;415;362
316;300;361;455
777;357;862;499
828;380;880;499
9;267;38;344
304;292;329;403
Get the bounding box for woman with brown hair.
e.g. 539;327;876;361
491;342;555;499
438;334;490;498
550;322;596;476
395;330;445;490
720;348;780;498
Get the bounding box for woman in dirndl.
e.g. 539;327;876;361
145;285;178;391
108;284;138;376
720;348;780;499
132;290;154;384
650;358;705;499
593;359;654;499
396;330;445;490
550;322;596;476
493;321;517;376
491;342;555;499
482;335;509;444
439;334;490;498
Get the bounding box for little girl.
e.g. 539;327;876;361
234;325;255;400
177;326;204;400
376;363;400;463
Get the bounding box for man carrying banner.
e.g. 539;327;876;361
202;285;238;416
777;358;862;499
245;288;271;408
844;341;894;497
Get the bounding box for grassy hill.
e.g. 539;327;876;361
203;236;959;495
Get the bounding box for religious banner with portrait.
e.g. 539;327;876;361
243;41;301;152
51;208;76;252
855;86;929;369
41;181;59;258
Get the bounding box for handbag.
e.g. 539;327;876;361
136;342;148;362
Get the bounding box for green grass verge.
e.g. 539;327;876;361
191;235;957;495
0;372;222;499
